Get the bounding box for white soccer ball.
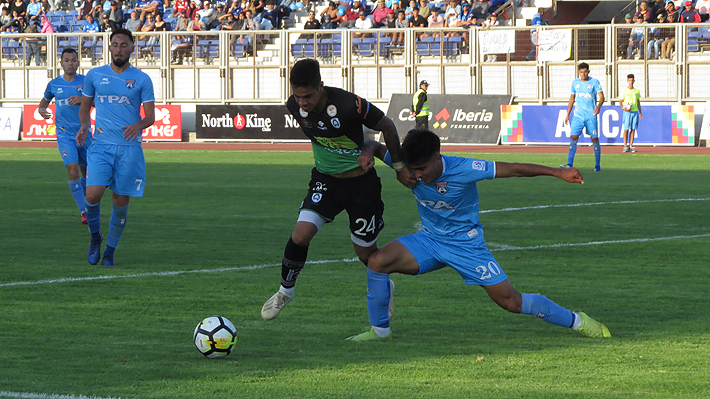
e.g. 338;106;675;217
193;316;238;359
623;102;633;110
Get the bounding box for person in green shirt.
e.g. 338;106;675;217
412;80;430;129
620;73;642;153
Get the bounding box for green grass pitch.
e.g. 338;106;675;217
0;147;709;399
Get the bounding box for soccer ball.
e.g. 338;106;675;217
193;316;238;359
623;102;633;110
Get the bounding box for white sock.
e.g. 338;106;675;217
571;313;581;331
279;286;294;297
372;326;390;337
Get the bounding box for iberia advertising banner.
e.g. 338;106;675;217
22;104;182;141
500;104;695;146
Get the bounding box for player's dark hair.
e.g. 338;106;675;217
290;59;321;89
110;28;134;44
61;48;78;58
627;73;635;79
578;62;589;70
401;129;440;166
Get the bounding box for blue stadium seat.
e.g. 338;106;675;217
304;38;315;57
291;38;306;58
232;43;246;58
444;36;462;56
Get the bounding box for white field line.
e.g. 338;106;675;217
2;197;708;289
0;392;126;399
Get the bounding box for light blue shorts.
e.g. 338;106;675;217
56;131;91;167
87;144;145;197
396;228;508;286
622;111;640;130
570;116;599;138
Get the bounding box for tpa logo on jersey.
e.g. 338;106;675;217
311;193;322;203
126;80;136;89
471;161;485;171
95;95;132;105
327;104;337;117
331;118;340;129
436;182;449;195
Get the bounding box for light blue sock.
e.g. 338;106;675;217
520;293;575;328
107;204;129;248
69;180;85;213
567;140;578;166
593;141;601;168
366;268;390;328
85;201;101;234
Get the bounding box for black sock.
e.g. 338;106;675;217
280;237;308;289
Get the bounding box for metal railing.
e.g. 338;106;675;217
0;23;708;105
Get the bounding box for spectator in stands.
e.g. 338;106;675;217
444;0;460;21
82;13;101;58
646;14;665;58
680;0;701;21
353;9;372;37
233;10;248;30
24;20;41;66
10;0;28;19
196;0;214;24
139;12;156;40
207;2;227;28
189;9;205;29
664;0;679;20
695;0;710;20
219;10;236;29
276;0;295;29
173;0;189;16
174;9;189;30
339;5;359;28
391;9;406;45
125;11;142;31
100;11;113;32
0;8;12;31
320;13;334;28
260;2;278;29
482;12;498;61
427;7;444;37
303;9;320;29
10;13;27;32
228;0;243;17
171;33;193;63
372;0;391;27
26;0;41;22
40;13;53;32
661;13;676;59
107;2;123;29
320;1;338;23
410;6;426;27
252;0;265;14
525;8;542;61
243;8;260;45
452;2;474;44
89;0;105;21
637;1;652;21
145;12;165;47
418;0;430;18
404;0;416;20
627;14;645;59
350;0;365;15
471;0;488;23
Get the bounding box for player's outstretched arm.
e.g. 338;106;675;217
373;117;415;188
495;162;584;184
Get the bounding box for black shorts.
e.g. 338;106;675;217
300;167;385;244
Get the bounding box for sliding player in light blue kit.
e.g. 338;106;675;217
347;129;611;341
76;28;155;267
563;62;605;172
38;48;92;224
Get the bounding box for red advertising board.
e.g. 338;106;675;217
22;104;182;141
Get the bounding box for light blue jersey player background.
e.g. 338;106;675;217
563;63;604;171
82;64;155;196
384;152;507;286
569;76;603;138
44;74;92;167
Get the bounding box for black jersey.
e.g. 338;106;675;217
286;86;386;175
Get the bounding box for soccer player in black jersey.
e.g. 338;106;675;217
261;58;414;321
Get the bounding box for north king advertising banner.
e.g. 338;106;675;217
22;104;182;141
196;104;303;140
387;94;513;144
500;104;695;146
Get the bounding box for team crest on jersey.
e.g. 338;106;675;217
301;119;313;128
76;85;83;93
326;104;337;117
331;118;340;128
126;79;136;89
471;161;485;171
587;84;592;89
299;108;308;118
61;150;67;158
436;182;449;195
311;193;322;203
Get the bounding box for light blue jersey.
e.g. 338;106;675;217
409;155;496;238
43;74;85;139
570;77;603;120
82;64;155;147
